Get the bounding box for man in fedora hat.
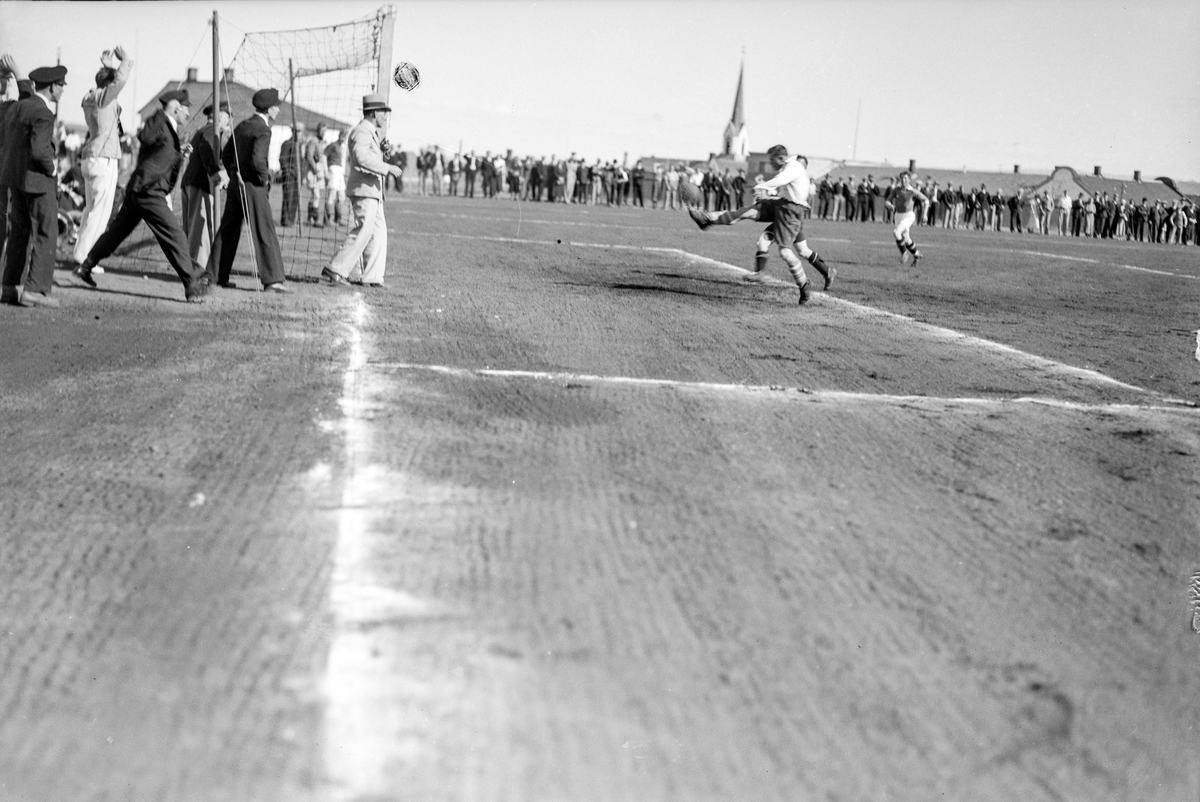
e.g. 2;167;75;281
181;99;230;269
204;87;289;292
320;92;402;288
73;88;210;303
72;44;132;267
1;64;67;308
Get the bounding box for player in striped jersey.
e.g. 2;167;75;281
688;144;834;305
883;171;928;265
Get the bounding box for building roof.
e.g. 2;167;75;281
1069;172;1182;203
136;76;345;137
825;163;1048;194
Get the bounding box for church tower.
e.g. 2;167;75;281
722;61;749;162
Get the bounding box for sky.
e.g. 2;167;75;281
2;0;1198;180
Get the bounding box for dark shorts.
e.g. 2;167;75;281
756;198;805;247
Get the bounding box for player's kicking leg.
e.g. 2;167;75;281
690;203;760;231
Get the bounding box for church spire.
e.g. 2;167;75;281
730;59;745;128
722;56;749;162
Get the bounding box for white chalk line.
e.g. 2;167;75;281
403;231;1155;396
323;293;450;799
366;362;1197;414
988;247;1195;278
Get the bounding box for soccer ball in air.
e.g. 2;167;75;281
679;178;703;207
392;62;420;91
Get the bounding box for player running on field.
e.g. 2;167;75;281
688;144;834;306
883;171;928;265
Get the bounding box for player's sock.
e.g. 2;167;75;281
905;240;919;255
716;211;737;225
755;252;769;273
807;252;834;290
895;238;907;255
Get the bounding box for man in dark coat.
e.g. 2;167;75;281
2;65;66;307
203;88;289;292
73;89;209;302
842;175;856;222
0;55;24;275
181;100;230;271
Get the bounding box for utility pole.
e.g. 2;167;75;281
852;98;861;161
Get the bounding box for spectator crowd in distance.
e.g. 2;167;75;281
393;148;1199;247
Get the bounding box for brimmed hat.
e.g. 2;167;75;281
362;93;391;113
202;99;230;116
160;89;190;107
29;65;67;87
252;88;280;111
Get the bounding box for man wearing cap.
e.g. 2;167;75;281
204;87;289;292
1;64;66;308
73;89;209;303
320;93;402;288
72;45;132;267
181;99;230;271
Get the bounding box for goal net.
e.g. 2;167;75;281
93;6;395;284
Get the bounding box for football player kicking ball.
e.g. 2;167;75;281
883;171;927;265
688;144;834;305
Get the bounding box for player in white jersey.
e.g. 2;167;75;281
883;171;928;265
688;144;834;305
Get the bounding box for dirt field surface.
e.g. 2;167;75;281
2;195;1198;802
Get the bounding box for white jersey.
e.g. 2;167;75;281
754;157;810;207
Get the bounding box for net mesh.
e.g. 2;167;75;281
94;7;394;282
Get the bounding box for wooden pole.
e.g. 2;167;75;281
375;5;396;102
289;58;302;232
212;10;222;238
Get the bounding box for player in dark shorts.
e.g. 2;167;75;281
688;145;833;305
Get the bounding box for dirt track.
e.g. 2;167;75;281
1;196;1198;801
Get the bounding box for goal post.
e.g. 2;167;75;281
102;6;398;282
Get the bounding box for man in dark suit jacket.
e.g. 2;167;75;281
181;100;230;269
203;87;288;292
73;89;209;302
2;65;65;308
0;55;25;281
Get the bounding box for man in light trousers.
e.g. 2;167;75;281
73;45;132;267
321;93;401;288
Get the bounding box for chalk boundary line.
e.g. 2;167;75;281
403;231;1189;402
365;362;1198;415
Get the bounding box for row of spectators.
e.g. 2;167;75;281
813;175;1198;244
397;150;1198;246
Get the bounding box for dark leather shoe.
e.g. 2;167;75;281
1;285;19;305
321;268;351;287
798;282;811;306
688;208;711;230
185;280;211;303
73;263;97;287
823;266;836;291
217;280;238;289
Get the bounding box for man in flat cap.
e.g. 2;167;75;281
204;87;289;292
1;64;66;308
320;93;402;288
181;99;230;271
73;88;210;303
72;45;132;267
